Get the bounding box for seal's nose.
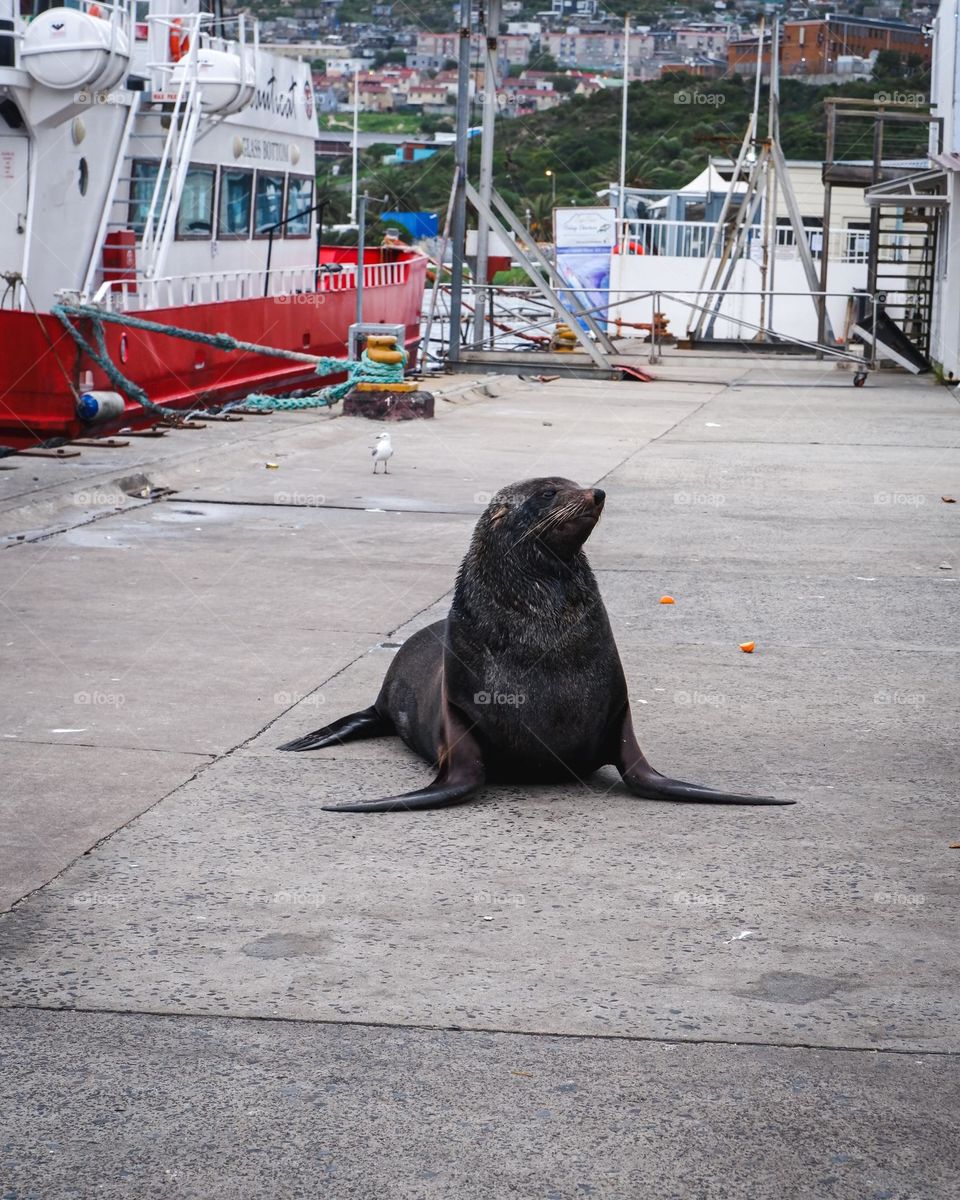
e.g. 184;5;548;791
593;488;606;506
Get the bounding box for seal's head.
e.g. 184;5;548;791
481;476;606;560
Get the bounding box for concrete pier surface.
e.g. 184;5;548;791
1;354;958;1198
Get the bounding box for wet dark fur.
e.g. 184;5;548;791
280;478;793;812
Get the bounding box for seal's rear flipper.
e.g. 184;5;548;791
278;706;393;752
321;777;479;812
615;709;794;807
322;703;485;812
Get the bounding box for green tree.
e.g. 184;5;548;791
874;49;906;79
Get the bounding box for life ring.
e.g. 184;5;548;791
169;18;190;62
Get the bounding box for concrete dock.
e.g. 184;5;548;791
1;353;958;1198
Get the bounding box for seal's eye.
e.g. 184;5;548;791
540;488;557;500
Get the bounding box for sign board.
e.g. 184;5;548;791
553;206;616;331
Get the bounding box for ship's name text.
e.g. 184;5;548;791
240;138;291;163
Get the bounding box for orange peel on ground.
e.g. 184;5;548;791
739;641;756;653
659;595;676;605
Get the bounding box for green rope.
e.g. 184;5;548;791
50;303;408;419
52;303;178;419
239;350;408;411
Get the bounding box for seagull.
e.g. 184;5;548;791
371;431;393;474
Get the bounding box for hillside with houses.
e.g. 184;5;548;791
249;0;933;135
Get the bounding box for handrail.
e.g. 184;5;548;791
91;257;410;312
616;216;924;265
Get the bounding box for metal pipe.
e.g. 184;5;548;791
817;100;836;353
349;69;359;226
473;0;500;348
618;14;630;233
355;191;366;328
447;0;473;365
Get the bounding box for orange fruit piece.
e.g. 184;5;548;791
739;641;756;653
659;595;675;605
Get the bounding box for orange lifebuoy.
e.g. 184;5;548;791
169;18;190;62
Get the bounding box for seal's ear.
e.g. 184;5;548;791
488;505;509;523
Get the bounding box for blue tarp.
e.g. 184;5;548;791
382;211;439;240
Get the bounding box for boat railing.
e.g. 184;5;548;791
94;258;411;312
617;218;880;265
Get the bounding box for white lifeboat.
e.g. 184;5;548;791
171;48;255;115
20;7;130;92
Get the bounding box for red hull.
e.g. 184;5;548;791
0;248;428;451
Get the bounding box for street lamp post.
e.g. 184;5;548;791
545;169;556;205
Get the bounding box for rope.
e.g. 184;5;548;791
237;350;408;411
49;302;408;419
52;303;179;419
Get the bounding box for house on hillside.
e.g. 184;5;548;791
542;29;655;70
404;82;456;115
729;15;930;77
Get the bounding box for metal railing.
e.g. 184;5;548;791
422;281;878;368
616;218;886;266
92;258;410;311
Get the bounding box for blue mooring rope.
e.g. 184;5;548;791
50;303;408;417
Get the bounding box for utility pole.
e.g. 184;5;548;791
447;0;473;365
473;0;501;348
355;190;366;328
349;69;359;226
618;13;630;241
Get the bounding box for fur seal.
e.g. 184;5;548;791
280;477;792;812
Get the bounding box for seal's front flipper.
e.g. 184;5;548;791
278;705;393;752
322;704;485;813
614;709;794;807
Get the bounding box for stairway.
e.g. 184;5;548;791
869;211;938;358
139;25;205;282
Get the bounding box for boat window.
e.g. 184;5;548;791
284;176;313;238
128;159;169;234
253;172;285;237
176;165;215;239
218;167;253;238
